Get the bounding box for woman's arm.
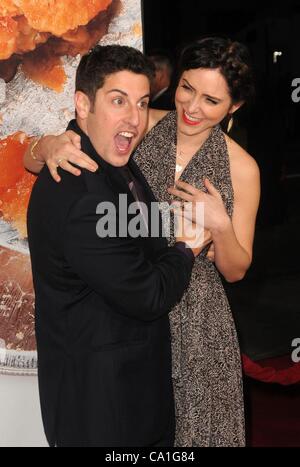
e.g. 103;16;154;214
23;131;98;181
147;108;169;132
209;152;260;282
24;136;46;174
218;138;260;281
168;140;260;282
24;108;169;182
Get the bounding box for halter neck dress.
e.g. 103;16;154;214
133;111;245;447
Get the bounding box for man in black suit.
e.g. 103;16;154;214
27;45;201;447
148;54;175;110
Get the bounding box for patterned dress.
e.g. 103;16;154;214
133;111;245;447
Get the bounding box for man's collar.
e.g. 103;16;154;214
67;119;112;172
152;87;168;102
67;119;134;196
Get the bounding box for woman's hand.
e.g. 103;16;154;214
168;178;230;235
37;131;98;182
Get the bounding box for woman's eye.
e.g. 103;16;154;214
206;98;218;105
182;84;192;91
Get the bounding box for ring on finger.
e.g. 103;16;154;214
56;158;65;166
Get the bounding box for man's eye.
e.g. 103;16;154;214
113;97;124;105
138;101;149;109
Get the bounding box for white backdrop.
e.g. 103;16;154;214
0;375;47;447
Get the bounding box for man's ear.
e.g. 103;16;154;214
74;91;91;119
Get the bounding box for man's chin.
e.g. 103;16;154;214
110;153;131;167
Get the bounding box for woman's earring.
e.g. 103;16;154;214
227;115;233;133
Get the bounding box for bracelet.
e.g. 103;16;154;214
30;137;44;163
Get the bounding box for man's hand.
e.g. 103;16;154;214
173;201;212;257
190;229;213;257
37;131;98;182
206;243;215;262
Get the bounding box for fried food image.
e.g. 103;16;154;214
0;245;36;354
0;0;21;17
0;132;36;356
0;0;116;91
18;0;112;36
0;132;35;238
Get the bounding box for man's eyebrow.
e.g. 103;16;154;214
140;93;151;100
107;90;150;100
107;89;128;96
182;78;222;101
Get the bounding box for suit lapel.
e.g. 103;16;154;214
128;158;158;209
67;119;135;202
128;158;165;243
66;119;166;250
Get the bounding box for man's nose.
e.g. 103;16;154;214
126;104;140;127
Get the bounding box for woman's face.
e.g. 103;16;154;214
175;67;241;136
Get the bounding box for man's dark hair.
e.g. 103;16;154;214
148;54;173;78
76;45;155;106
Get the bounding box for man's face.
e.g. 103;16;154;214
76;70;150;166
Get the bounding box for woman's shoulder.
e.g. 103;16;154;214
224;133;260;183
146;109;170;133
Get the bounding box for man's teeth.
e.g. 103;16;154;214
184;111;201;122
118;132;134;138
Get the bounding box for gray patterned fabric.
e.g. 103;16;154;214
133;111;245;447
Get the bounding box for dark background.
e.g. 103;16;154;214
142;0;300;360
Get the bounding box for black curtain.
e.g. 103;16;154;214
142;0;300;359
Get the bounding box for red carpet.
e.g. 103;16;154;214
244;355;300;447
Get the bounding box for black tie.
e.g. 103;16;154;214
118;166;149;234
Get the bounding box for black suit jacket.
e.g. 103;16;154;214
27;120;193;447
150;87;175;111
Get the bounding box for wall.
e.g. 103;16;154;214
0;375;47;447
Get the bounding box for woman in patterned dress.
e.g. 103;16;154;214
24;37;260;446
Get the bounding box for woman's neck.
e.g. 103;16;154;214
176;127;212;154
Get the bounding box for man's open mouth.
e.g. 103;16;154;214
114;131;136;154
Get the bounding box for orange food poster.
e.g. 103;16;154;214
0;0;143;374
